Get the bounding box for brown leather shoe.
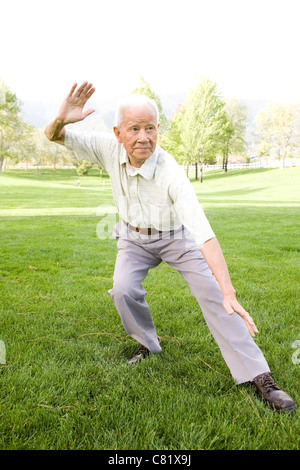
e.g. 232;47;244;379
252;372;297;412
127;338;160;365
127;344;150;364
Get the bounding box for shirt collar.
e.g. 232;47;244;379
121;147;158;181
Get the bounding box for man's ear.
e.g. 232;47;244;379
113;126;123;143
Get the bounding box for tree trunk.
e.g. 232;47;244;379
281;150;287;169
200;163;203;183
224;144;229;173
195;162;198;180
224;154;228;173
0;157;4;174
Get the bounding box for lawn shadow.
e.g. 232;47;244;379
1;168;110;182
194;168;277;182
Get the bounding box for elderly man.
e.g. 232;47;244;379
45;81;296;412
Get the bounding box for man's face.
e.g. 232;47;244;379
114;105;159;168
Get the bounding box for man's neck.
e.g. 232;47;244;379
127;155;146;168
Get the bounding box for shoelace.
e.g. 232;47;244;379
256;373;280;392
137;344;150;358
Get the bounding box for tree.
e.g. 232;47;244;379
31;128;50;174
181;78;229;182
0;80;23;173
74;159;94;176
255;103;300;168
162;104;187;161
221;98;248;172
132;77;169;139
45;140;70;171
20;122;38;169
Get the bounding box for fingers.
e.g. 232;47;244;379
74;81;95;99
68;83;78;97
74;81;87;97
223;296;259;337
86;85;96;99
67;82;95;102
237;311;259;337
240;311;259;337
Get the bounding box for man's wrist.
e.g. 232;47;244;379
45;117;66;143
221;285;236;297
223;291;236;297
54;116;66;127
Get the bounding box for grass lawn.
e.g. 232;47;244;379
0;166;299;450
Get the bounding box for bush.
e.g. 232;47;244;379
74;160;93;176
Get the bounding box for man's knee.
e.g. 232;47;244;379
110;277;146;303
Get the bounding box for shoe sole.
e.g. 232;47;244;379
127;353;145;365
275;403;297;413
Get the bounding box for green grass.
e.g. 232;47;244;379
0;167;299;450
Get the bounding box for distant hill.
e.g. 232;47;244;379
20;97;112;132
20;94;272;134
21;99;55;128
240;99;272;128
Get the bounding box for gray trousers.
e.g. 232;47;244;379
109;222;270;384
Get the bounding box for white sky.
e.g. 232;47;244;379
0;0;299;106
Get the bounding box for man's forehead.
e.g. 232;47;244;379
122;105;158;123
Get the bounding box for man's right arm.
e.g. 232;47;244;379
44;82;96;146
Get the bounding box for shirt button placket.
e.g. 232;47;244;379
128;175;139;225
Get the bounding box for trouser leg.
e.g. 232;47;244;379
160;230;270;384
109;237;162;353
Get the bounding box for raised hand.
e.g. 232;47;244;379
44;82;96;145
57;81;96;125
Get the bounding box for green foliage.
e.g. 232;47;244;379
73;160;94;176
255;104;300;167
0;80;22;126
132;77;169;137
221;98;248;171
164;80;249;179
162;104;187;163
0;78;74;173
182;78;228;166
0;80;23;172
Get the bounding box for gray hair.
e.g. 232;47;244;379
114;94;159;127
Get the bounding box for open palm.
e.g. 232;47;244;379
58;82;96;124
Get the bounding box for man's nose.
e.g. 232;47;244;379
137;129;148;141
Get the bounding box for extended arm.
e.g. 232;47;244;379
44;82;96;145
200;237;259;337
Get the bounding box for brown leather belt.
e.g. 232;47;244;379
124;221;162;236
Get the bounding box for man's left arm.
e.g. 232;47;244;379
200;237;259;338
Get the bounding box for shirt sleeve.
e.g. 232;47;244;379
64;129;118;171
170;171;215;247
